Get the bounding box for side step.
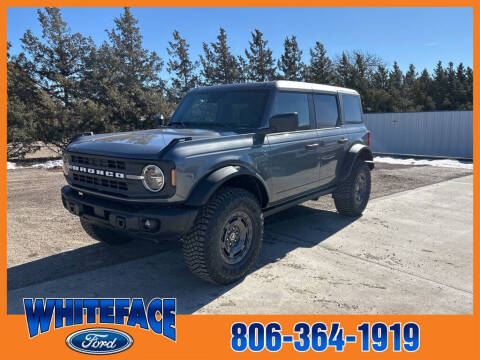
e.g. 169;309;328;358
263;186;337;217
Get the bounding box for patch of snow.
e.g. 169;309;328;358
7;161;19;170
30;159;63;169
7;159;63;170
374;156;473;170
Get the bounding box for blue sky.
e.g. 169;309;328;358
7;7;473;77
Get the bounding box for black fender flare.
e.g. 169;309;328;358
185;166;270;207
339;143;374;182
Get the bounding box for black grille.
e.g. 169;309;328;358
72;173;128;191
69;154;130;193
70;154;125;170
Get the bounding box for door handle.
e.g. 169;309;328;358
337;138;348;144
305;143;319;150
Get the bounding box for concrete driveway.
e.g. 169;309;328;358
7;174;472;314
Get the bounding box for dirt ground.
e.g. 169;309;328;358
7;162;471;291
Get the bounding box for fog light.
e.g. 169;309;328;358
142;218;158;231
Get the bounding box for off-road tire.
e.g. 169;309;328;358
80;217;132;244
333;160;371;217
182;186;263;284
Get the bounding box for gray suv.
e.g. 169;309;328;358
61;81;373;284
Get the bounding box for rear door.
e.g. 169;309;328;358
313;92;348;186
266;91;321;201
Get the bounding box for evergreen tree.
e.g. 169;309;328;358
244;29;276;82
404;64;417;94
346;52;383;112
465;66;473;109
350;53;371;109
367;89;395;113
366;64;393;112
236;55;249;83
100;7;168;130
18;7;104;148
7;13;476;158
456;63;466;85
444;62;457;109
455;63;469;110
403;64;417;110
7;42;41;159
200;27;241;84
351;53;369;90
432;61;448;109
389;61;403;92
335;52;353;88
304;41;335;84
278;35;304;81
372;64;390;91
415;69;436;111
199;41;216;85
167;30;198;102
388;61;409;111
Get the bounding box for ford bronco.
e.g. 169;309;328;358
61;81;373;284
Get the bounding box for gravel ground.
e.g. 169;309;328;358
269;162;472;221
7;163;472;291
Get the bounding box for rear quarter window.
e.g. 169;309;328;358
342;94;362;124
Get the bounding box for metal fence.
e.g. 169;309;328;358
363;110;473;159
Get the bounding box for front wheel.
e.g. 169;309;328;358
333;160;371;216
181;187;263;284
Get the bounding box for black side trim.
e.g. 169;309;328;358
185;166;269;207
339;144;373;182
263;185;337;217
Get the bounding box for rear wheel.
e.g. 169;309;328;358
181;187;263;284
333;160;371;216
80;217;132;244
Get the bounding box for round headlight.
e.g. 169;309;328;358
142;165;165;192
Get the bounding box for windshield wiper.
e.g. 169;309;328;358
188;122;233;130
168;121;250;132
168;121;187;128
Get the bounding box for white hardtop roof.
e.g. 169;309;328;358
273;80;359;95
192;81;359;95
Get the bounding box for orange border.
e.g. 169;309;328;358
1;1;478;358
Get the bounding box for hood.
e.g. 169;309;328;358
66;128;230;159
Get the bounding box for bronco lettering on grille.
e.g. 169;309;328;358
70;165;124;178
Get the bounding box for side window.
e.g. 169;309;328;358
313;94;339;128
342;95;362;123
271;92;311;129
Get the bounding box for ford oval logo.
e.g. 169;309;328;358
66;328;133;355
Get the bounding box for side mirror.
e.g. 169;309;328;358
154;114;165;128
269;112;299;133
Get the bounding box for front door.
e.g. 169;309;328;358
266;91;321;202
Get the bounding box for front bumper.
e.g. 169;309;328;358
61;185;198;239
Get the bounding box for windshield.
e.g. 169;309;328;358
169;89;270;131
